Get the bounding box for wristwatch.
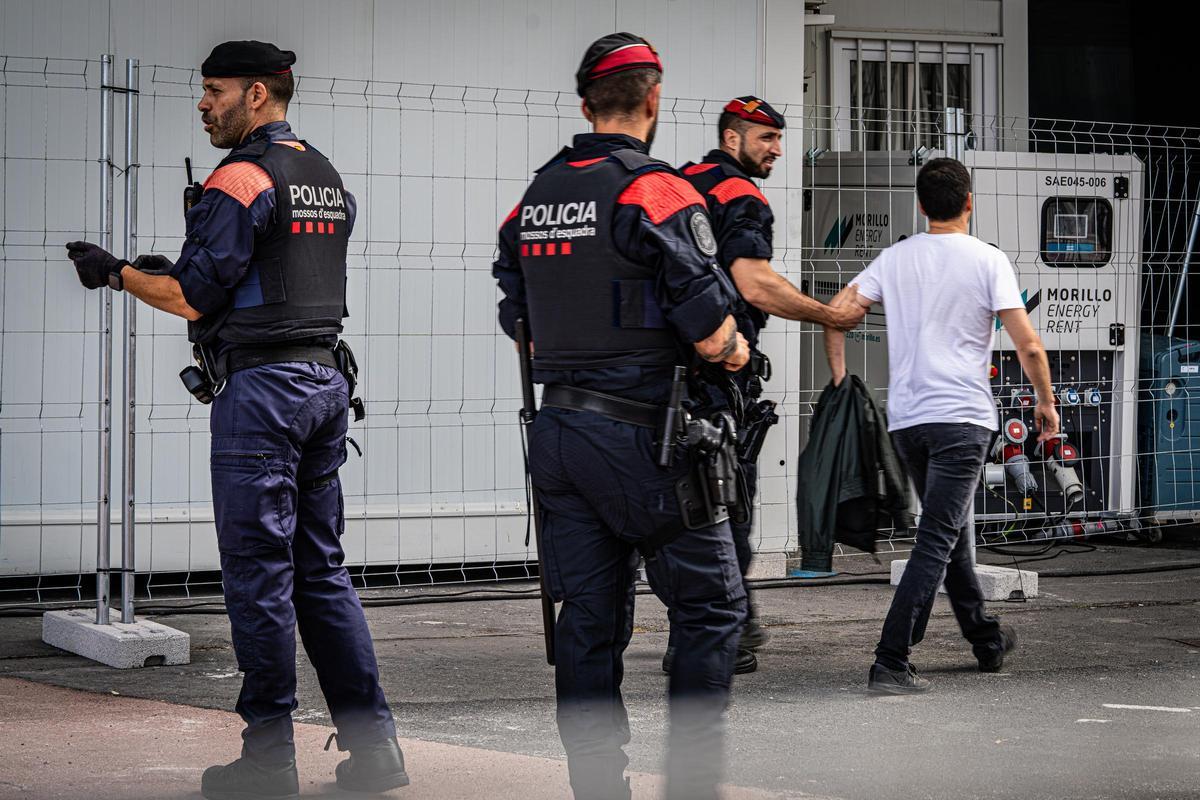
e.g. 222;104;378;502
107;262;126;291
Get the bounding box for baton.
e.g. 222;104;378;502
515;318;556;666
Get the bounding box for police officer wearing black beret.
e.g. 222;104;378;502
494;32;749;800
677;96;862;674
65;41;408;799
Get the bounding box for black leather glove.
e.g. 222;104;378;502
132;253;175;275
65;241;127;290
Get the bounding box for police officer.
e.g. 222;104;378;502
493;32;750;800
677;96;861;672
65;41;407;800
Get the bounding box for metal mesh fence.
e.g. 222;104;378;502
0;57;111;602
3;57;1199;605
797;103;1200;558
124;67;805;599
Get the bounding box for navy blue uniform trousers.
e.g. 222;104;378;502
210;362;395;765
528;407;747;800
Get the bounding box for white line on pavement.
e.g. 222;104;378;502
1102;703;1193;713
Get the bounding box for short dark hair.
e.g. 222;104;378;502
916;157;971;221
717;111;751;144
240;72;295;108
582;67;660;119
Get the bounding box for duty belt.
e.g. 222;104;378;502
226;343;337;374
541;385;660;428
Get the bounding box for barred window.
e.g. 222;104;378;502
831;38;1000;152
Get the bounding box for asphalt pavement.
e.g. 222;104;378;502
1;539;1198;800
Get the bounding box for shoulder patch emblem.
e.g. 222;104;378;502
689;211;718;256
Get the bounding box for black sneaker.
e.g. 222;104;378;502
200;757;299;800
335;737;411;794
977;625;1018;673
734;648;758;675
661;646;675;674
867;662;931;695
739;619;771;651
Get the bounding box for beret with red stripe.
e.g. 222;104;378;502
723;95;785;129
202;40;296;78
576;32;663;97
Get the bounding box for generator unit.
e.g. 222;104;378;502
1138;334;1200;523
799;150;1143;538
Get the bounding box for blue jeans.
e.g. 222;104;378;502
874;423;1003;671
210;362;396;764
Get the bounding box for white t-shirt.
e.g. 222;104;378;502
851;232;1025;432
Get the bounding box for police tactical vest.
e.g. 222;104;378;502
682;157;770;339
188;138;348;345
518;148;680;370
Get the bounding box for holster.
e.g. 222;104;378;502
737;397;779;463
673;410;745;530
332;340;366;421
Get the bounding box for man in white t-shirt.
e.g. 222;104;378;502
825;157;1060;694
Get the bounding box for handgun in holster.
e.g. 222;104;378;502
656;366;747;530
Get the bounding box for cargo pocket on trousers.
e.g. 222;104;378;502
211;440;291;555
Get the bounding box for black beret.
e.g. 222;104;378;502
201;40;296;78
723;96;786;129
575;32;662;97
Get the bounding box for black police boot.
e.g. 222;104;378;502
867;662;931;695
334;737;411;794
977;624;1018;673
734;648;758;674
200;756;299;800
739;618;771;651
665;645;757;674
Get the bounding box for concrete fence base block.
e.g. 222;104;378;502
889;559;1039;601
42;609;191;669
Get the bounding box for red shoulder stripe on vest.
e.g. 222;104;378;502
682;163;719;176
502;203;520;226
203;162;273;208
617;171;705;225
707;177;767;206
568;157;607;168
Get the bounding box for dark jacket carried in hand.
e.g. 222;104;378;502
796;374;914;571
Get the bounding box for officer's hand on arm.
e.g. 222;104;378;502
65;241;127;290
826;284;870;331
732;257;856;329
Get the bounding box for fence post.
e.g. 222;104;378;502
95;54;115;625
1166;200;1200;339
945;106;966;159
120;58;140;623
